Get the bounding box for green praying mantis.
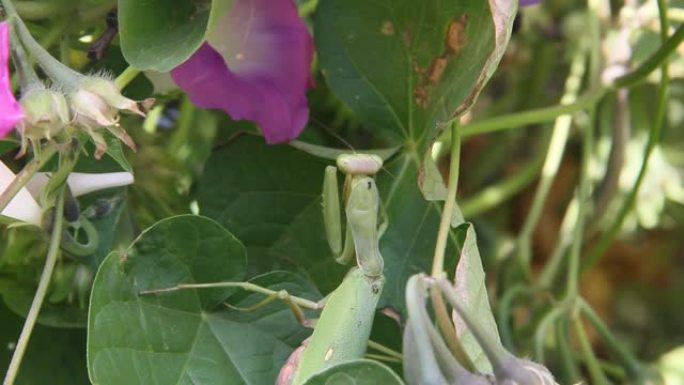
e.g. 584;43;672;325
142;153;388;385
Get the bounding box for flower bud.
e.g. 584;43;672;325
69;87;118;128
19;87;69;139
68;76;151;158
81;77;146;115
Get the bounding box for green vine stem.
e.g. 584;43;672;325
460;129;549;218
114;66;141;90
582;0;671;273
2;187;65;385
533;306;565;362
366;340;403;360
515;41;588;277
495;284;529;350
459;87;605;138
565;83;597;299
572;314;611;385
0;146;57;216
1;0;82;87
427;122;477;371
429;286;476;371
8;21;40;88
556;319;581;384
431;121;461;275
458;23;683;140
578;299;643;378
8;17;69;91
536;213;572;290
612;23;682;88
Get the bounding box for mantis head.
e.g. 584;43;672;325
336;154;383;175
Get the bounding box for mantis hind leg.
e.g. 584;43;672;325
224;289;314;326
140;281;324;327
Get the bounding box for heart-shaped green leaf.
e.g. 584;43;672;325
118;0;234;71
197;135;348;294
314;0;516;168
88;215;316;384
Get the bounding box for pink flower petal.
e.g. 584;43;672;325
171;0;313;144
0;22;24;138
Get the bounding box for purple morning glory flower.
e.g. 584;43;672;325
171;0;314;144
0;22;24;138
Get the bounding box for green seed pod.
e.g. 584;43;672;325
18;87;69;145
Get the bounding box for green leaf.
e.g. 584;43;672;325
314;0;516;165
103;131;133;172
0;227;91;327
302;359;405;385
314;0;485;141
88;215;314;384
0;301;89;385
118;0;234;71
452;222;500;373
197;135;348;294
0;140;18;156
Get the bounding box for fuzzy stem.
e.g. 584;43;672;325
1;0;82;87
3;187;65;385
8;21;41;89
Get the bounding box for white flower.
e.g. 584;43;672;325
0;161;42;226
0;161;134;226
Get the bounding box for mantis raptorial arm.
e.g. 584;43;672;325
322;154;384;277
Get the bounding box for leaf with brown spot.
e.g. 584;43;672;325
315;0;517;194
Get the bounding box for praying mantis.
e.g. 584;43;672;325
142;153;388;385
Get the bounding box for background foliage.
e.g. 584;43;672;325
1;0;684;384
